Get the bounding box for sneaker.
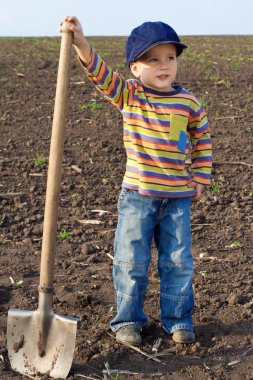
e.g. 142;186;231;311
116;325;142;346
172;329;195;343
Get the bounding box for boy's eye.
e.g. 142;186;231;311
147;56;175;63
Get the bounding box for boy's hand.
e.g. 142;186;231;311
187;180;206;201
60;16;91;64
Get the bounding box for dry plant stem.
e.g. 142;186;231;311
106;332;163;363
76;374;102;380
0;192;25;198
213;160;253;167
215;115;241;120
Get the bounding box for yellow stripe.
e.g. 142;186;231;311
124;127;170;140
124;176;190;191
137;163;188;176
192;149;212;158
124;141;185;159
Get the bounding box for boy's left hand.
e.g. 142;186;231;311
187;180;206;201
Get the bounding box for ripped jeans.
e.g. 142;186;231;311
110;188;194;334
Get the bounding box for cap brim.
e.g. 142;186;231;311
134;41;188;61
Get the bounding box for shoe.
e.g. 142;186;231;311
116;325;142;346
172;329;195;343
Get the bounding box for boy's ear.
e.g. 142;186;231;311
130;61;140;78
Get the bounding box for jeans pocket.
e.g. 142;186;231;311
117;188;131;210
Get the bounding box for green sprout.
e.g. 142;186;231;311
224;80;232;89
89;101;104;110
79;103;86;111
199;98;209;108
102;178;109;185
199;270;207;278
57;230;72;238
230;241;241;248
71;192;80;200
1;76;9;83
243;188;253;197
33;155;45;167
211;182;220;193
17;63;25;73
210;75;220;83
234;63;241;70
111;373;120;380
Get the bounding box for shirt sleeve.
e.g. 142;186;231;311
78;48;126;110
188;102;212;185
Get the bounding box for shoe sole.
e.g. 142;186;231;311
116;336;142;346
172;337;195;343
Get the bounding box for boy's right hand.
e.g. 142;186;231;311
60;16;84;48
60;16;91;64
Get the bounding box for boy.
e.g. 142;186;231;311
60;16;212;346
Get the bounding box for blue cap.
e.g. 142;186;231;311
126;21;187;66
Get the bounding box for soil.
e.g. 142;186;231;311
1;35;253;380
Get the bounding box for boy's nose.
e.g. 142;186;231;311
161;57;171;65
160;60;170;69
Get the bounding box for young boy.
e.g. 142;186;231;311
60;17;212;346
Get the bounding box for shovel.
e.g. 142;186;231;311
7;21;78;379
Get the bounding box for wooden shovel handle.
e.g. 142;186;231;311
39;22;73;291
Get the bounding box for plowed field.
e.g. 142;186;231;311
1;35;253;379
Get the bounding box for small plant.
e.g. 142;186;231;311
17;63;25;73
199;270;207;284
79;103;86;112
89;101;104;110
234;63;241;70
230;241;241;248
71;192;80;200
199;270;207;278
211;182;220;193
102;178;109;185
242;104;248;113
199;98;208;108
57;230;72;238
33;155;45;167
1;76;9;83
111;373;120;380
243;188;253;197
210;75;220;83
224;80;232;89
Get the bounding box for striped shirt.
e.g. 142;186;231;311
81;50;212;198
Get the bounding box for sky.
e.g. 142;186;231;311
1;0;253;37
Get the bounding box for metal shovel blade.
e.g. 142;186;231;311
7;297;78;379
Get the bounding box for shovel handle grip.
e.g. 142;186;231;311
39;24;73;291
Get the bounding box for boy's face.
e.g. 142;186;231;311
130;43;177;92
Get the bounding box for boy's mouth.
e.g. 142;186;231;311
157;74;169;80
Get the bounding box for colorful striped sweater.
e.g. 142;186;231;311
81;50;212;198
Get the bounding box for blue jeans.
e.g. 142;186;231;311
110;188;194;334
